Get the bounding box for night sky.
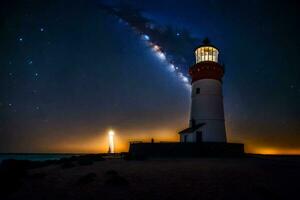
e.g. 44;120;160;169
0;0;299;154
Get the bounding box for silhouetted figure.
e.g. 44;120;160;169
151;138;154;143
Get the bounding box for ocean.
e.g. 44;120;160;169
0;154;79;163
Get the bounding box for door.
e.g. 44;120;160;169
184;135;188;143
196;131;202;143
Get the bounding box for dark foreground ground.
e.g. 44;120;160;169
1;155;300;200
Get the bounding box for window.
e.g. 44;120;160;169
196;88;200;94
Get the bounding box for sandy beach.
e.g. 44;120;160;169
1;155;299;200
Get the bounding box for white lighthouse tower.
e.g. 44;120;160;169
179;38;227;143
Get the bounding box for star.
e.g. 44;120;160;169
142;35;150;41
28;60;33;65
18;37;23;42
40;28;44;32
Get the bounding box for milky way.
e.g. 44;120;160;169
98;2;200;89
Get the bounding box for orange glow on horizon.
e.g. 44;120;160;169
248;147;300;155
20;125;299;155
47;133;300;155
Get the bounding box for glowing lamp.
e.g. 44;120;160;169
194;39;219;63
108;130;115;153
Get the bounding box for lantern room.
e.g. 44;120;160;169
195;46;219;63
189;38;224;83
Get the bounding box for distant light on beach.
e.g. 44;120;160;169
108;130;115;153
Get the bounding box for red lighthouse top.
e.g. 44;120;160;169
189;38;224;83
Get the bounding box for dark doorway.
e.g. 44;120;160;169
184;135;188;143
196;131;202;143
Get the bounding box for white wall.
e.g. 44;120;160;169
190;79;227;142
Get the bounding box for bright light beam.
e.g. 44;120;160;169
108;130;115;153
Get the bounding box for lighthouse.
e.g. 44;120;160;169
179;38;227;143
129;39;244;159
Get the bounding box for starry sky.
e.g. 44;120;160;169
0;0;299;154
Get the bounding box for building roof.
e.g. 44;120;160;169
194;38;219;52
178;123;205;134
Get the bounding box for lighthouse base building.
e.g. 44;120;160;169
128;39;244;159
